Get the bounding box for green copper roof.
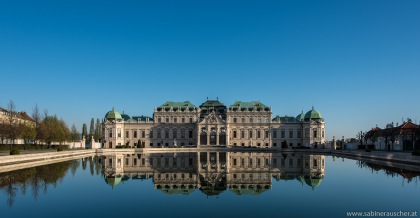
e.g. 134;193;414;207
160;188;196;195
132;116;154;121
105;108;122;120
304;107;322;120
157;101;196;110
199;99;226;108
105;176;122;188
280;116;298;122
230;101;270;110
296;111;305;121
121;112;131;121
304;177;323;189
272;115;298;122
230;187;267;195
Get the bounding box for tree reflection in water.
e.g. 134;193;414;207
0;156;102;208
356;160;420;185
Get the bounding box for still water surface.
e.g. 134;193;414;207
1;151;419;218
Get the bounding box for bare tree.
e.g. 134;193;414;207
7;100;17;150
32;104;42;149
356;131;366;149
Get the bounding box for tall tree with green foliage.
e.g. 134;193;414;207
94;118;101;142
89;118;94;139
18;123;36;150
39;115;71;148
82;123;87;140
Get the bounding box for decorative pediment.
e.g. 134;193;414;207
199;111;226;125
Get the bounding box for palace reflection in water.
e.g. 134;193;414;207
101;152;326;194
1;152;420;210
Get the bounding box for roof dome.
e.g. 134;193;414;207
304;107;322;120
105;108;122;120
105;175;122;188
296;111;305;121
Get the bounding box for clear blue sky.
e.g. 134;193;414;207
1;0;419;140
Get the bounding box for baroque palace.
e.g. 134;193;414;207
102;98;325;149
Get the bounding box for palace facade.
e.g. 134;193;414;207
102;99;326;149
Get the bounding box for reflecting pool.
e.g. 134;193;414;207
1;151;419;218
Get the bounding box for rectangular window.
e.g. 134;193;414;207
233;158;237;166
249;158;253;167
273;142;277;147
182;117;185;123
157;158;161;167
173;129;177;139
174;118;177;123
157;129;161;139
109;129;112;137
142;158;145;166
249;129;253;138
305;128;309;138
273;130;277;138
241;130;245;138
281;130;285;138
257;158;261;167
165;117;169;123
273;158;277;166
188;130;193;138
289;130;293;138
150;142;153;147
142;130;145;138
297;158;302;166
173;158;177;167
265;130;269;138
257;130;261;138
233;131;237;138
117;128;121;138
134;158;137;166
257;117;261;123
322;129;325;138
290;143;293;147
165;129;169;139
314;130;318;138
297;130;302;138
165;158;169;167
242;117;245;123
125;131;129;138
181;129;185;139
158;118;161;123
181;158;185;167
149;130;153;139
233;117;237;123
265;118;269;123
289;158;293;168
250;118;253;123
189;118;193;123
241;158;244;167
134;130;138;138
